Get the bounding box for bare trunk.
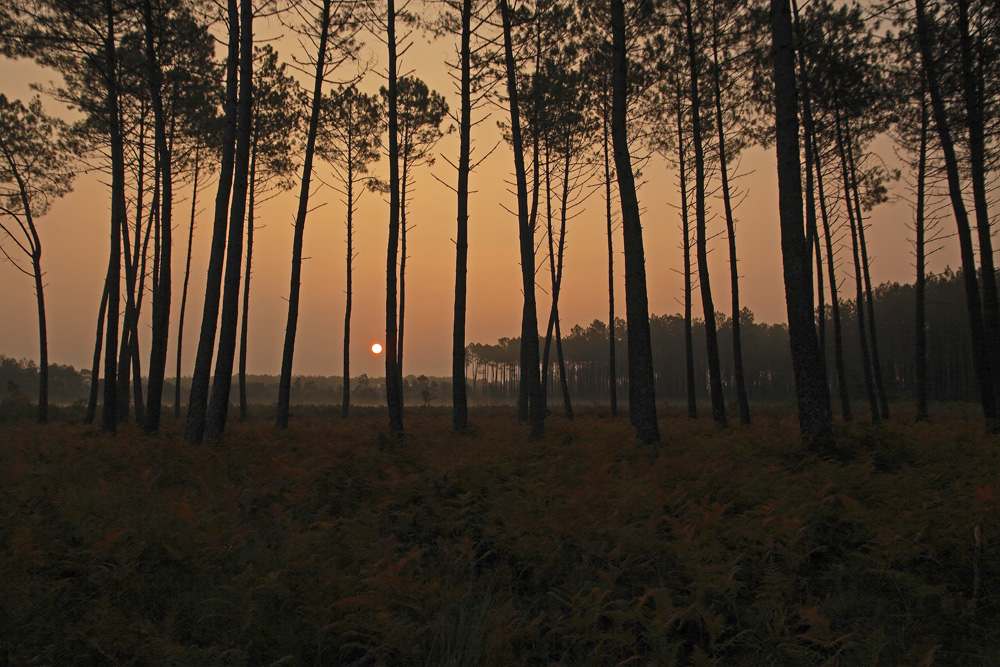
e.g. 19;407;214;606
685;0;726;427
915;0;995;425
86;283;109;424
239;142;257;422
676;76;697;420
184;0;240;443
205;0;254;441
175;143;200;418
611;0;658;443
602;93;617;416
769;0;832;451
452;0;472;430
384;0;404;434
915;86;929;421
500;0;544;439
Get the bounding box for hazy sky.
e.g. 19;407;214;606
0;14;961;380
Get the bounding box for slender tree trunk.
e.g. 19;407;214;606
915;0;995;425
101;1;126;433
835;107;879;422
685;0;726;427
542;139;556;408
384;0;405;434
398;166;408;395
175;143;200;418
710;11;749;425
769;0;832;451
86;283;109;424
342;156;354;418
812;128;851;421
144;0;172;432
915;86;929;421
555;143;573;420
275;0;333;429
117;118;143;422
844;120;889;419
957;0;1000;400
239;142;257;422
500;0;544;439
452;0;472;430
205;0;254;441
611;0;658;444
184;0;240;443
676;77;697;420
602;93;617;417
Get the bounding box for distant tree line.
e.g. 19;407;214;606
466;269;988;408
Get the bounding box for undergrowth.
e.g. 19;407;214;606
1;407;998;665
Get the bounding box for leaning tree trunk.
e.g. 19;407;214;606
205;0;254;441
85;283;109;424
143;0;172;433
275;0;333;430
239;141;257;422
101;0;126;434
844;119;889;419
452;0;472;430
915;0;995;425
500;0;544;439
811;128;851;421
835;106;879;423
184;0;240;443
611;0;659;444
769;0;832;451
175;143;200;418
710;15;749;425
958;0;1000;401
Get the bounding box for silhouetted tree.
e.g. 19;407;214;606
769;0;832;451
610;0;658;444
500;0;544;439
0;94;76;424
317;84;381;418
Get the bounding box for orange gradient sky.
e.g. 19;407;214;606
0;17;960;380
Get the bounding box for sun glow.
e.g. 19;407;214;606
371;343;383;355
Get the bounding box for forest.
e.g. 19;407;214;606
0;0;997;446
2;0;1000;663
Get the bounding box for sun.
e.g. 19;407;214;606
371;342;383;355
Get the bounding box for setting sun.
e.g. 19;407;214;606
371;343;383;355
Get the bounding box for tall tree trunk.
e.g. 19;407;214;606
500;0;544;439
86;283;109;424
611;0;659;444
710;7;749;425
117;117;143;422
452;0;472;430
843;119;889;419
676;76;697;420
915;85;929;421
397;166;408;395
601;92;617;417
144;0;172;432
835;107;879;423
205;0;254;441
957;0;1000;401
275;0;333;429
343;156;354;418
811;128;851;421
101;0;126;434
915;0;995;425
384;0;405;434
184;0;240;443
769;0;832;451
175;143;200;418
685;0;726;427
239;141;257;422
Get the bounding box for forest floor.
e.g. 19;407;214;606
2;404;998;665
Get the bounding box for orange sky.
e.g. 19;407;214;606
0;19;960;380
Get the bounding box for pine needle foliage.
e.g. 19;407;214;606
1;408;998;664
